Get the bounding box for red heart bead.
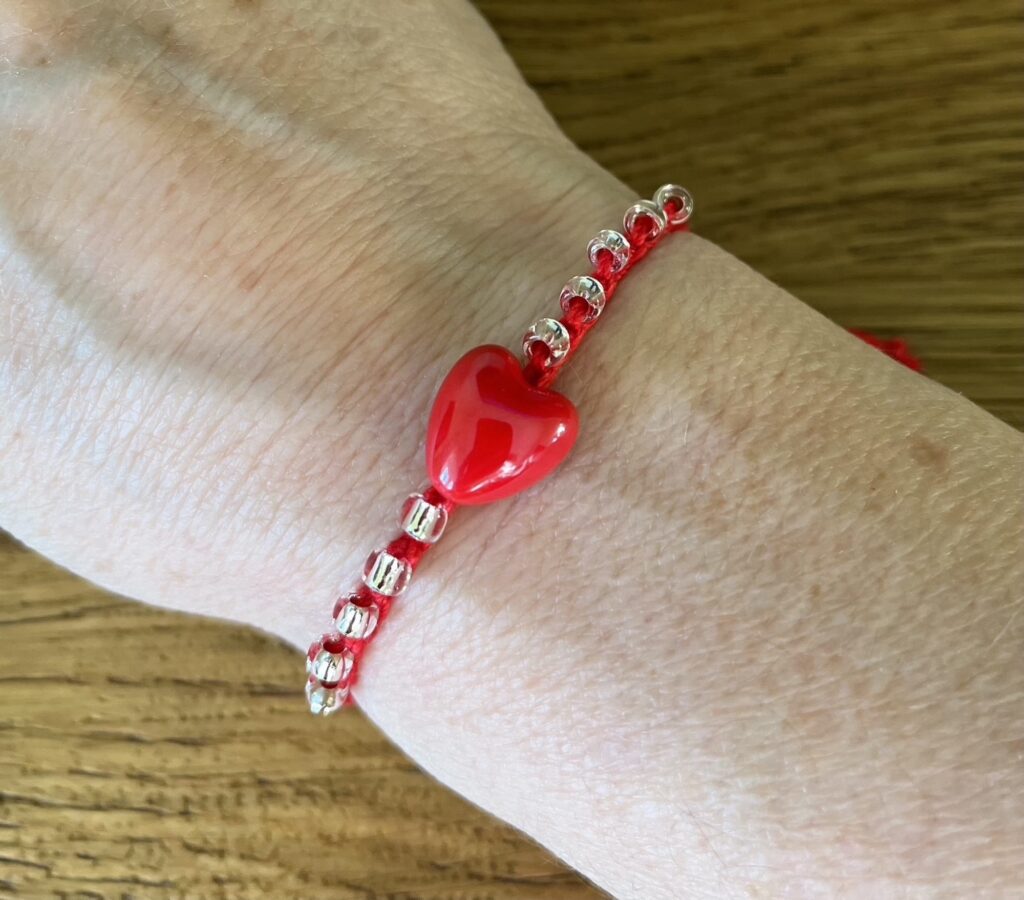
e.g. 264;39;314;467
426;345;579;505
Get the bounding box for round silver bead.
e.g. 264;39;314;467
523;317;571;367
363;549;411;596
559;275;606;323
308;645;354;684
334;597;379;640
306;680;348;716
623;199;668;239
400;492;448;544
653;184;694;226
587;229;631;272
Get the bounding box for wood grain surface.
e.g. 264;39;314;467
2;1;1021;897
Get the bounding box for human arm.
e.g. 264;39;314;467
2;1;1022;896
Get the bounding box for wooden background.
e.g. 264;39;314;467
2;1;1021;897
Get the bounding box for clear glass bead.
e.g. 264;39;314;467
309;646;354;684
653;184;694;226
559;275;606;323
587;229;631;272
334;597;380;640
523;317;570;367
400;492;448;543
306;680;348;716
363;549;412;596
623;199;668;239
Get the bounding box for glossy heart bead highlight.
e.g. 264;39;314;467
426;345;579;505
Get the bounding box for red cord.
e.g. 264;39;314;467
525;215;683;388
307;486;455;705
850;330;923;371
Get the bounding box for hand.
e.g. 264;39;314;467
2;2;1022;897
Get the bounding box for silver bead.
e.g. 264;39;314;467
309;645;354;684
523;317;570;367
559;275;606;323
587;229;631;272
400;492;448;544
653;184;694;226
363;549;411;596
334;597;379;640
623;199;668;239
306;680;348;716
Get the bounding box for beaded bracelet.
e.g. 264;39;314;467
304;184;694;714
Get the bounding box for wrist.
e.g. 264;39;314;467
344;225;1024;896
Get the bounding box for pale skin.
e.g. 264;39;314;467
1;1;1022;897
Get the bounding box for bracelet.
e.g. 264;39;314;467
304;184;694;715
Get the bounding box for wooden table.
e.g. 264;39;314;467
2;1;1020;896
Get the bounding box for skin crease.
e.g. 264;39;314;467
1;1;1022;897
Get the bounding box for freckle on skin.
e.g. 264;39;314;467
909;435;950;474
4;36;47;69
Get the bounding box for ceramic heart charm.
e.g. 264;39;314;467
426;345;579;505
